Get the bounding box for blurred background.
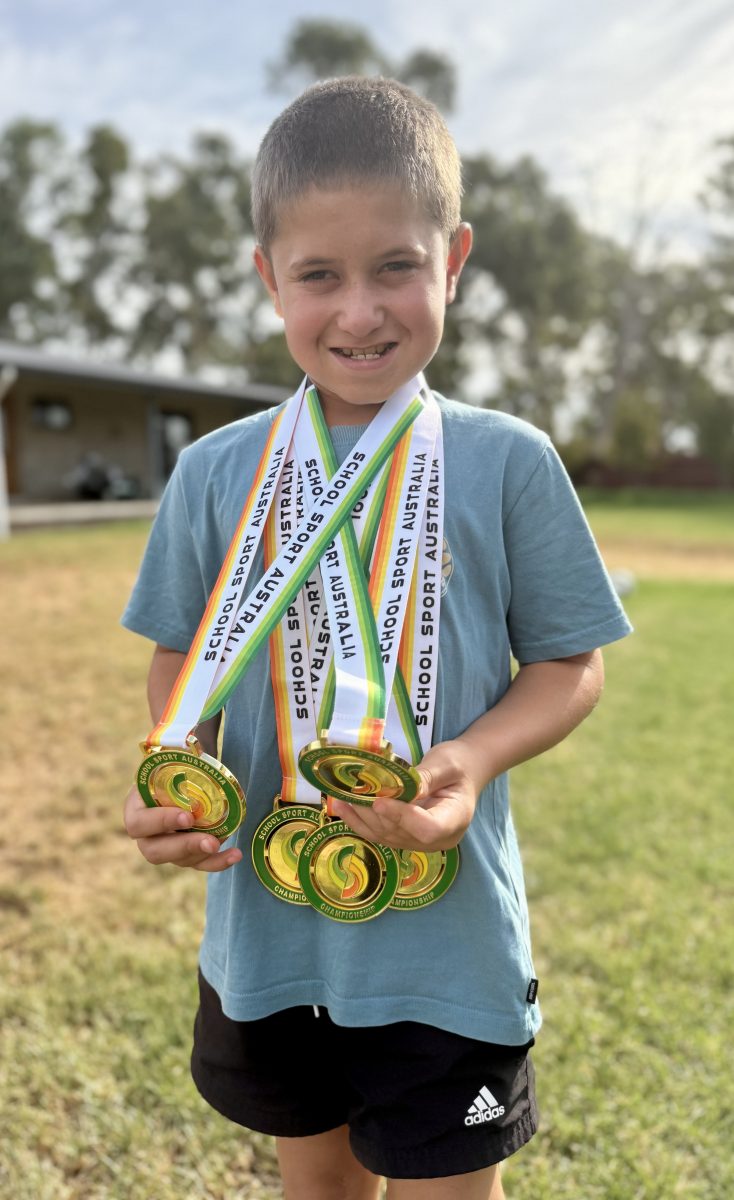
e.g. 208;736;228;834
0;5;732;1199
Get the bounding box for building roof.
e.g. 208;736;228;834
0;340;288;408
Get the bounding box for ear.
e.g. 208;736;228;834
445;222;473;305
253;245;283;318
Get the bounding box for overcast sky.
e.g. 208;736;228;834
2;0;734;261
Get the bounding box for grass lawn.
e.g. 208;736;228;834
1;507;732;1199
578;488;734;581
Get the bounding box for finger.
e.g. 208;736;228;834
416;766;434;801
125;792;198;840
138;829;243;871
194;846;244;873
415;760;456;801
334;796;445;851
136;829;219;865
330;799;385;840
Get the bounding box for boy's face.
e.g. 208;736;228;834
254;182;472;425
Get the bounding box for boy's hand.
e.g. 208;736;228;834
328;739;479;852
123;785;243;872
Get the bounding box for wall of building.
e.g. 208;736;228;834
8;379;251;501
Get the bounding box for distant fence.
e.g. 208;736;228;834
570;455;730;490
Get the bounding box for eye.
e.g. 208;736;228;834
299;269;332;283
382;260;416;273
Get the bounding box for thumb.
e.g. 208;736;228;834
416;765;433;801
415;740;465;801
416;752;451;800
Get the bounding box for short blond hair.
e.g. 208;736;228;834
251;76;463;249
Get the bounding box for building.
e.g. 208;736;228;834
0;341;286;506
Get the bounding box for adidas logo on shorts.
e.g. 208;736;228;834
465;1085;506;1126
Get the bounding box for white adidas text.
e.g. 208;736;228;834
465;1085;505;1126
465;1106;505;1126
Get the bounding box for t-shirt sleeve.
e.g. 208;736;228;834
120;452;208;652
504;441;632;662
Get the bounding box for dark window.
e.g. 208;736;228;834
32;398;73;431
160;411;193;478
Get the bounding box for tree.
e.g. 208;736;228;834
703;135;734;291
267;19;455;113
128;133;254;370
0;120;61;339
268;20;387;89
455;154;594;436
701;137;734;475
59;124;131;344
398;50;456;112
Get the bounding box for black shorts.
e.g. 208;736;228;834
191;970;538;1180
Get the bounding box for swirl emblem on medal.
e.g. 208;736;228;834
137;744;246;840
392;847;460;910
297;821;400;922
251;802;321;905
298;739;420;807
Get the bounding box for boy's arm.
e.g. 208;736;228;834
123;645;243;873
329;648;604;852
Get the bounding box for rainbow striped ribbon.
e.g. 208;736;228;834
314;462;391;734
265;456;322;806
388;435;444;763
295;380;440;752
201;377;425;722
146;384;306;749
295;390;385;751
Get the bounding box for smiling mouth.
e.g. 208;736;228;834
331;342;397;360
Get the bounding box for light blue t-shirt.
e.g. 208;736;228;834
122;394;632;1045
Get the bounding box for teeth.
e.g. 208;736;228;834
337;344;392;360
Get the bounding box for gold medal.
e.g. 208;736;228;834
298;737;421;807
297;819;400;921
392;847;460;910
251;798;321;905
137;736;245;840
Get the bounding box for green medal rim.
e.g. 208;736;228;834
298;741;420;807
392;846;460;910
137;747;245;840
251;805;321;905
297;821;400;922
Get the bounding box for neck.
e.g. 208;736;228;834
310;381;383;428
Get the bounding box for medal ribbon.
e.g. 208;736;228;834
268;459;390;806
294;391;385;750
298;382;440;751
387;434;444;763
145;384;307;750
314;464;391;733
265;456;322;805
200;377;425;722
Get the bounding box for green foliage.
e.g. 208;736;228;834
0;119;60;336
60;125;132;342
464;155;590;330
268;19;387;87
244;331;304;389
130;132;253;370
702;135;734;286
395;49;456;111
459;154;594;436
267;19;455;114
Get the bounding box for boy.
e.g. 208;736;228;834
122;77;631;1199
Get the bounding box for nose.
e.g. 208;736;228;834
335;281;384;339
